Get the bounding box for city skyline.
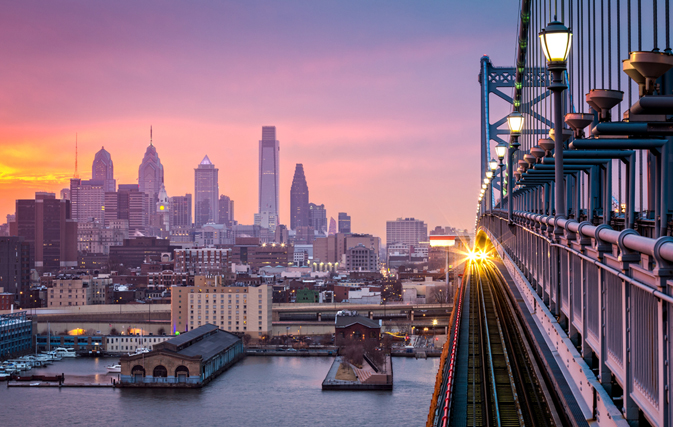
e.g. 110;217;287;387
0;1;517;240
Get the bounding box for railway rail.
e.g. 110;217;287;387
435;257;570;427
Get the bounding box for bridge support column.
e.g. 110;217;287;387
410;310;414;321
317;312;321;322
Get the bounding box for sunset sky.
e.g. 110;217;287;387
0;1;516;242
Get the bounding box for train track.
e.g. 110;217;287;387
450;260;568;427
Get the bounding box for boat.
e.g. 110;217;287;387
41;351;62;361
53;347;77;358
128;347;150;356
106;364;122;373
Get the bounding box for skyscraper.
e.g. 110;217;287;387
256;126;279;230
309;203;327;234
0;237;30;306
92;146;116;192
194;155;219;227
218;195;234;227
70;178;105;223
12;192;77;271
105;184;148;233
138;128;164;218
170;194;192;228
386;217;428;246
338;212;351;234
290;164;309;230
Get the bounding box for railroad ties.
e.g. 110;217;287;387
450;260;562;427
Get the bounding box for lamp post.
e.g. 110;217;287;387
488;159;498;209
506;111;524;223
539;19;572;233
495;143;507;209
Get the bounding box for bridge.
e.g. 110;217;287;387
429;1;673;426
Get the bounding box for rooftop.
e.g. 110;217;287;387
335;315;381;329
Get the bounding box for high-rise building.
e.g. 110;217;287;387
338;212;351;234
218;195;234;227
194;155;219;227
92;146;116;192
386;217;428;246
105;184;148;233
12;192;77;271
170;194;192;228
0;237;31;307
138;128;164;219
70;178;105;223
290;164;309;230
309;203;327;234
256;126;279;230
313;233;380;265
328;217;337;235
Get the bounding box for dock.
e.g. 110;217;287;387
321;355;393;391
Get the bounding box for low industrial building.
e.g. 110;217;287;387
105;335;171;354
118;324;243;388
0;311;33;359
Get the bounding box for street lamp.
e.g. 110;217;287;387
539;19;571;233
506;111;523;223
495;144;507;208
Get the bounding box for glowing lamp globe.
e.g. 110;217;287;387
486;171;494;179
495;142;508;160
539;21;572;64
489;159;498;171
507;111;525;134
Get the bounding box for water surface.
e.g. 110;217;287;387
1;356;438;427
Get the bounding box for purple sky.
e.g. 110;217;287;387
0;0;518;241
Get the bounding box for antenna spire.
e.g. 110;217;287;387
74;133;79;179
150;125;153;146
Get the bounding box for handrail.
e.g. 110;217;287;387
436;261;468;427
494;217;673;305
488;208;673;264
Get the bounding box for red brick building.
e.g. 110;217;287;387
335;315;381;346
0;293;13;310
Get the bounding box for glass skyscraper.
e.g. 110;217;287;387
256;126;279;230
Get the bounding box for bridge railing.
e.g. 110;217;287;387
479;209;672;426
426;262;468;427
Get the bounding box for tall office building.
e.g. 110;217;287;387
70;178;105;223
138;128;164;218
290;164;309;230
386;217;428;246
0;237;31;306
328;217;337;235
12;192;77;271
256;126;279;230
194;155;219;227
105;184;148;233
309;203;327;234
170;194;192;228
338;212;351;234
218;195;234;227
92;146;116;192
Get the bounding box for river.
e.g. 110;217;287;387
0;356;439;427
